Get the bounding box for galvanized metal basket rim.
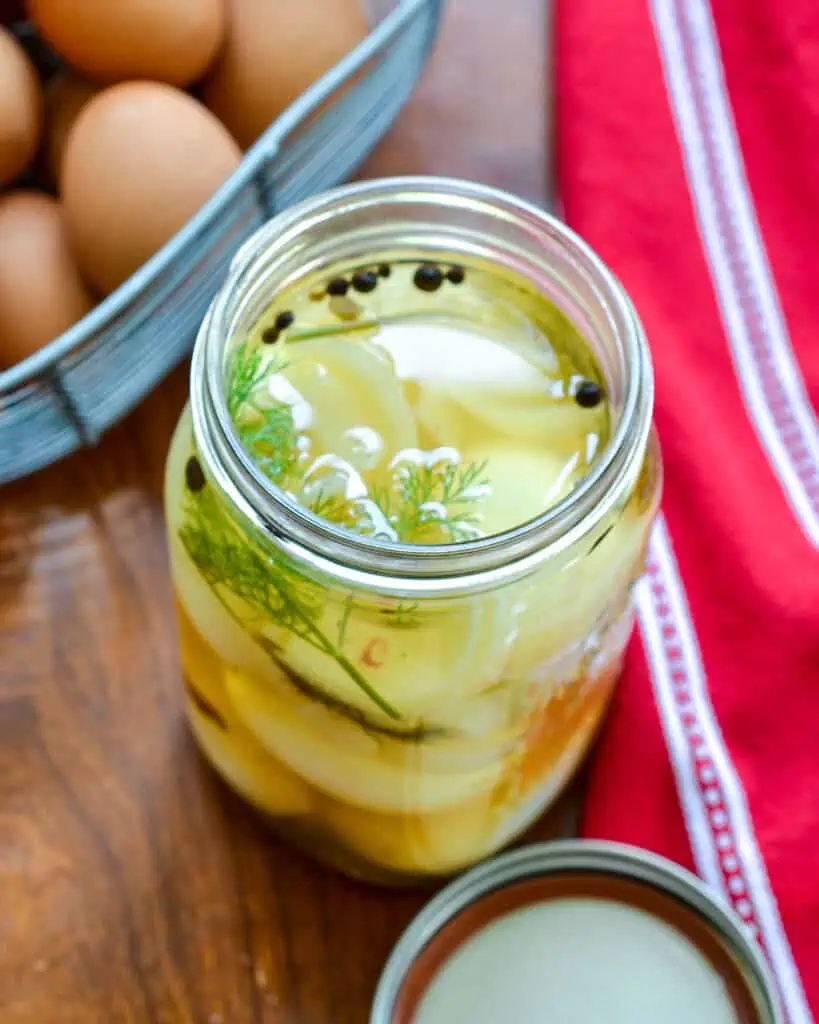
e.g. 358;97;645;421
0;0;436;394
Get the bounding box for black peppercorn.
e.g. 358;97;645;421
185;455;206;492
275;310;295;331
327;277;349;296
262;326;280;344
414;264;444;292
446;265;465;285
575;380;604;408
377;263;392;278
352;269;379;293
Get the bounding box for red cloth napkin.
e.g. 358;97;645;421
557;0;819;1018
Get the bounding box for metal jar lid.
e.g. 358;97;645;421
371;841;782;1024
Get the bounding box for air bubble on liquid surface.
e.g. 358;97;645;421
265;373;312;431
339;425;384;471
301;454;369;501
387;446;470;492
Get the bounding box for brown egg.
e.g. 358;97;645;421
26;0;225;87
41;71;99;186
202;0;368;149
0;191;94;368
61;82;242;295
0;27;42;187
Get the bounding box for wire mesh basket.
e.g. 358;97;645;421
0;0;443;484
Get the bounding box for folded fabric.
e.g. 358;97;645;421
556;0;819;1018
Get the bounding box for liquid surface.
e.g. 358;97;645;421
413;898;739;1024
225;255;610;544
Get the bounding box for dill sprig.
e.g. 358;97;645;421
239;405;298;484
375;458;491;543
378;600;422;629
306;487;357;525
192;337;492;723
226;340;301;486
227;341;377;532
178;484;401;720
226;339;269;419
226;339;493;544
287;320;379;342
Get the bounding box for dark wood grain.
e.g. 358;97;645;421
0;3;563;1021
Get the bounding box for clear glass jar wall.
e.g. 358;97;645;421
164;178;662;884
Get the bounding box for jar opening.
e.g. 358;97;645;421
191;177;653;592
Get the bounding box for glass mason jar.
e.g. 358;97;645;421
164;177;661;885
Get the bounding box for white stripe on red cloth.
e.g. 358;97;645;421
647;0;816;1016
636;518;810;1022
652;0;819;547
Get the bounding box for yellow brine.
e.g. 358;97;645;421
164;180;661;884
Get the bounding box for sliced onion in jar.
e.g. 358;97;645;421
223;666;513;813
464;388;604;451
268;589;513;726
165;406;277;682
467;444;581;538
504;502;650;680
281;337;418;483
169;537;279;683
164;404;198;536
323;791;499;876
189;703;315;818
416;379;602;458
179;585;316;819
176;600;234;724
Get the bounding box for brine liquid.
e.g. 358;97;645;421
165;251;659;881
225;254;611;544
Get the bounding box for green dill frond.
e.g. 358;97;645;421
392;600;422;628
239;405;298;484
225;340;299;486
226;340;269;419
375;458;491;543
305;487;355;525
178;483;401;720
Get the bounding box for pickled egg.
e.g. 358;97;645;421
0;27;42;187
61;82;242;295
202;0;368;148
0;191;94;368
26;0;225;87
41;71;99;186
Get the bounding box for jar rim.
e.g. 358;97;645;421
190;176;654;597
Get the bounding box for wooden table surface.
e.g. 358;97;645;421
0;3;571;1021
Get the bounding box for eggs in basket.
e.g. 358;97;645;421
0;0;368;369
